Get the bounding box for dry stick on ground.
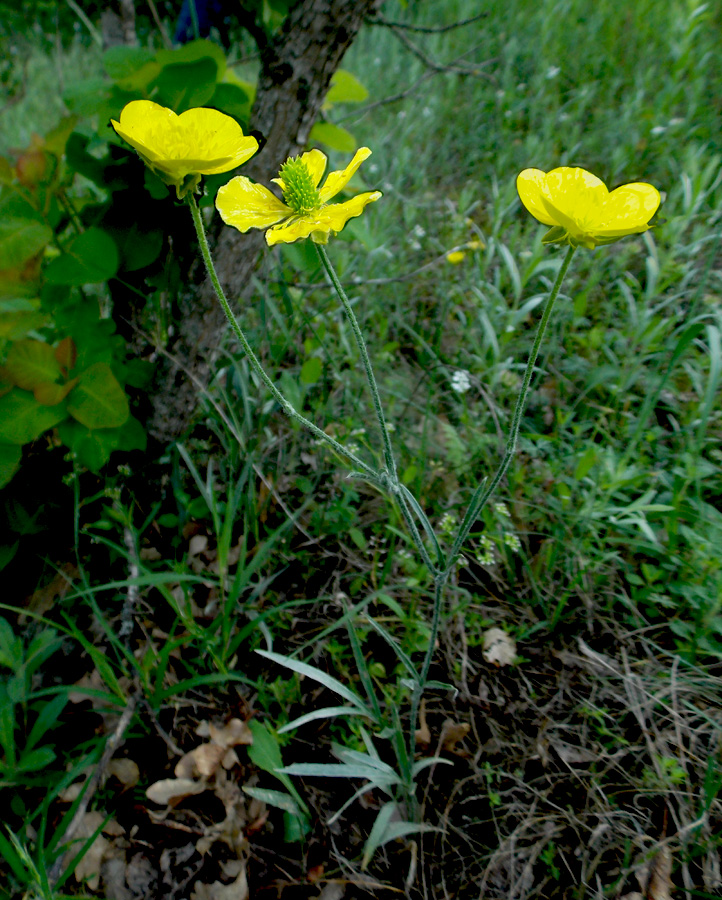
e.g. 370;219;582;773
119;526;140;640
48;694;138;887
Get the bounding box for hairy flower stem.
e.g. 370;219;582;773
315;245;443;576
448;244;576;566
187;194;376;479
316;245;397;482
407;570;447;803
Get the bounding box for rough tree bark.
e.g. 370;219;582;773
148;0;379;442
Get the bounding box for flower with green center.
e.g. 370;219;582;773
111;100;259;198
517;167;661;249
215;147;382;245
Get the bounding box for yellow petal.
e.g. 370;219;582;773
111;100;257;182
516;169;559;227
265;190;381;246
177;107;258;173
316;191;382;232
595;182;661;235
216;177;290;232
111;100;175;164
542;167;608;235
266;216;326;246
318;148;372;203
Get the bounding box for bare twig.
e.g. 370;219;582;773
119;526;139;640
388;25;494;80
48;693;138;886
367;12;488;33
146;0;172;49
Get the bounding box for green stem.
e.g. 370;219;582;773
448;244;576;566
316;244;397;481
407;571;447;807
186;194;376;480
315;244;445;577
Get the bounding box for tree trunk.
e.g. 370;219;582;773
147;0;379;442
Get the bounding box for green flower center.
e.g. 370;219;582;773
279;157;321;215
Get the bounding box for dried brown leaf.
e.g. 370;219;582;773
209;718;253;748
482;627;516;667
188;535;208;557
190;868;248;900
108;758;140;788
146;777;207;806
414;698;431;746
440;719;470;753
71;811;124;891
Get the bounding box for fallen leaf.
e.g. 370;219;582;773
209;718;253;748
175;743;227;779
24;563;78;617
71;811;124;891
482;627;516;667
190;867;248;900
440;719;470;753
415;698;431;746
188;535;208;557
146;777;207;806
108;758;140;789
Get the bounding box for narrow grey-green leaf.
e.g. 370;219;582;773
255;649;370;712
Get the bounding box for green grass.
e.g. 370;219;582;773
1;0;722;897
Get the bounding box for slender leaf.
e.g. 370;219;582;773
255;649;371;713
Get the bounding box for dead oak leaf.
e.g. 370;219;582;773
146;777;207;806
482;627;517;667
190;867;248;900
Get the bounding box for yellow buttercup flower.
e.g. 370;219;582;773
215;147;382;246
517;167;661;249
111;100;258;198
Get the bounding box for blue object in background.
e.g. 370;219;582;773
174;0;228;44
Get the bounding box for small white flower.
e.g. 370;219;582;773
494;502;511;518
546;66;561;79
503;533;521;553
422;107;432;118
476;549;494;566
412;224;426;238
409;239;422;251
651;125;666;136
439;512;456;535
451;369;472;394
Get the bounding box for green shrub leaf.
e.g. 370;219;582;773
0;443;22;488
300;357;322;385
308;122;356;153
44;228;119;285
325;70;369;107
66;362;129;429
5;340;62;390
0;219;53;270
154;58;218;112
0;390;68;445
